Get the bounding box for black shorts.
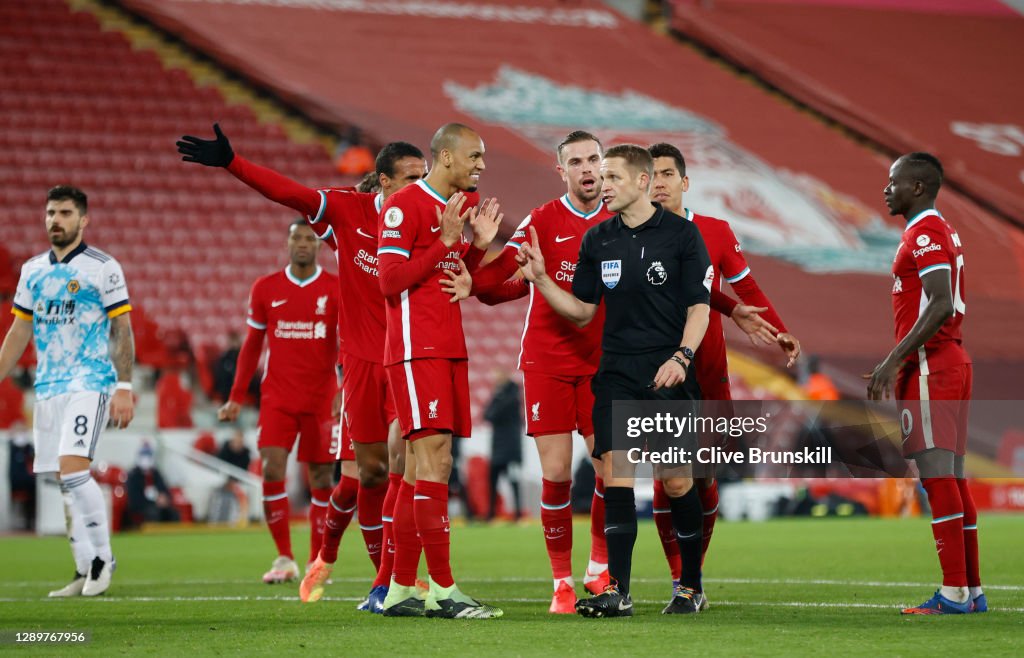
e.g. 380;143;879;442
591;348;701;459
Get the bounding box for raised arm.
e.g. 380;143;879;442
178;123;322;218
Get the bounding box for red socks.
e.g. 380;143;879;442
391;479;422;587
589;476;608;565
262;480;293;560
414;480;453;588
373;473;403;588
308;486;332;564
697;479;719;567
319;476;358;564
922;477;967;587
358;481;387;571
957;478;981;588
541;478;573;580
652;479;682;580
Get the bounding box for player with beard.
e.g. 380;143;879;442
2;185;134;597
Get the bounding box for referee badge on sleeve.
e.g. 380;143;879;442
601;260;622;289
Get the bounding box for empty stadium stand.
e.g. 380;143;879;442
0;0;341;356
0;0;528;416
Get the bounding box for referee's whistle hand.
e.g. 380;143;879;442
652;360;687;389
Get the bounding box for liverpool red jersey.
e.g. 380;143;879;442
689;210;751;397
505;195;611;375
307;188;386;364
377;180;471;365
246;267;339;406
891;209;969;372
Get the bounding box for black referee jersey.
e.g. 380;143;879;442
571;203;712;356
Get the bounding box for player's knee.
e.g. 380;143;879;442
662;476;694;498
261;459;287;482
390;449;406;474
418;451;452;481
541;462;571;482
359;458;388;488
309;464;334;490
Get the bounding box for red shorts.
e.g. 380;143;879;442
386;358;471;441
257;401;336;463
341;353;397;444
896;363;972;458
334;420;355;461
523;371;595;437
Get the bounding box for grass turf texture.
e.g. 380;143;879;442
1;515;1021;656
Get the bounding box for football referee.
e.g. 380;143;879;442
518;144;712;617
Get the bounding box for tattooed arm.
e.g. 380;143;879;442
109;313;135;429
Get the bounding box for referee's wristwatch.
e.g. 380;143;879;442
671;346;694;370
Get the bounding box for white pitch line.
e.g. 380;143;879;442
2;577;1023;591
0;595;1020;613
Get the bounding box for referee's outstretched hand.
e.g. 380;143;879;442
516;226;547;282
177;123;235;167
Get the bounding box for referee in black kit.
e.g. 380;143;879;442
517;144;712;617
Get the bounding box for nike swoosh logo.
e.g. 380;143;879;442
619;600;632;611
601;239;618;247
676;531;699;540
430;226;441;233
554;235;575;243
271;300;288;308
356;228;374;239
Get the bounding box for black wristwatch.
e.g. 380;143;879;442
676;347;695;363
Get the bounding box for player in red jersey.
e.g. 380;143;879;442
456;131;613;613
867;152;983;615
647;143;800;603
177;127;430;608
377;123;504;619
177;129;436;613
442;134;780;613
217;221;339;584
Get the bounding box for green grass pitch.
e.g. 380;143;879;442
1;515;1022;656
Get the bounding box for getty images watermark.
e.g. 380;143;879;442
608;399;1021;479
625;411;830;466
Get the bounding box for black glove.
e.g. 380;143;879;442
177;123;234;167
